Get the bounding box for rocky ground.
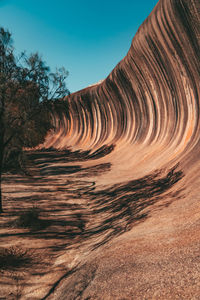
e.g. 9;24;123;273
0;150;199;299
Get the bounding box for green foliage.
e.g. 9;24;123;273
0;27;70;171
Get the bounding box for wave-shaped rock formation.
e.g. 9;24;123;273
42;0;199;186
30;0;199;298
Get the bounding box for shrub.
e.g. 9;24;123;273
16;207;42;230
15;206;49;231
0;246;32;270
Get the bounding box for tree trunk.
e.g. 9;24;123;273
0;176;2;213
0;138;4;213
0;154;3;214
0;83;5;214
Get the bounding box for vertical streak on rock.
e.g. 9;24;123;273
40;0;199;174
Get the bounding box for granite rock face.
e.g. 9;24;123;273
39;0;200;298
43;0;199;176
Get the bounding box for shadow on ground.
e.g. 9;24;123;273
2;148;184;252
0;149;185;299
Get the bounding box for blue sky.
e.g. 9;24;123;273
0;0;158;92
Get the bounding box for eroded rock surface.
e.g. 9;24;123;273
1;0;200;299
